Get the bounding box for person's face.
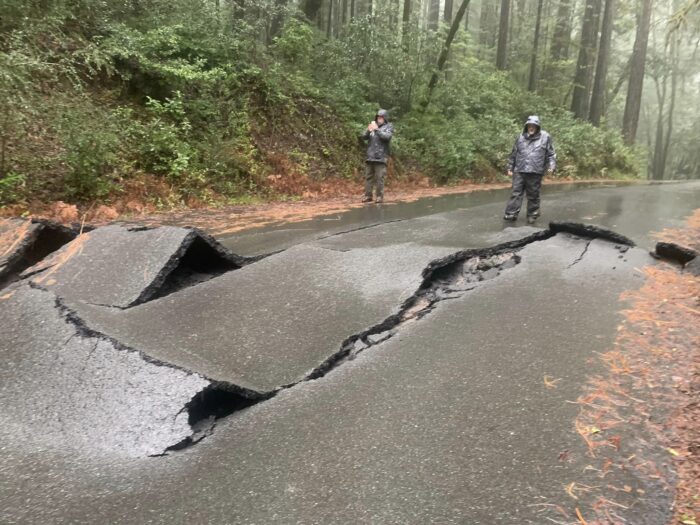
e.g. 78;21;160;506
526;124;537;135
376;115;385;125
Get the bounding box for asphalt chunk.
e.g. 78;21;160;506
24;224;246;308
0;285;213;457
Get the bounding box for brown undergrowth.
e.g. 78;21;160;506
571;210;699;525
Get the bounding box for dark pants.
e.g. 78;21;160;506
504;172;543;218
364;162;386;198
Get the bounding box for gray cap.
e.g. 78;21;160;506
376;109;389;120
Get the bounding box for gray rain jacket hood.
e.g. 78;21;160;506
506;115;556;175
362;109;394;164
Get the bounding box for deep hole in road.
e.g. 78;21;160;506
148;236;242;302
161;387;262;454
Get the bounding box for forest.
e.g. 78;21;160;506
0;0;698;211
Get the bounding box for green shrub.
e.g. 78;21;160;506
0;172;26;203
58;103;121;199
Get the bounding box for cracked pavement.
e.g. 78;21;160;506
1;181;699;524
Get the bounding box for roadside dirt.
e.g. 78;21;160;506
2;178;632;236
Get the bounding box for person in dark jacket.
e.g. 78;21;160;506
503;115;556;224
361;109;393;203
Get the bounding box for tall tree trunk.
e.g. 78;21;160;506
651;72;667;179
334;0;341;35
496;0;510;70
654;36;680;179
326;0;333;37
428;0;440;29
402;0;412;47
622;0;653;144
570;0;602;119
588;0;615;126
424;0;474;107
444;0;454;22
342;0;347;25
528;0;545;90
540;0;554;75
550;0;573;60
662;40;679;178
479;1;498;48
350;0;355;19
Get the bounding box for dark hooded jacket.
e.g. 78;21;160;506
506;116;556;175
362;109;393;164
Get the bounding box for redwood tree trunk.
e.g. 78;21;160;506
479;1;498;48
496;0;510;70
428;0;440;29
326;0;333;37
444;0;454;22
570;0;602;119
402;0;412;48
662;45;678;177
550;0;573;60
589;0;615;126
622;0;653;144
528;0;545;91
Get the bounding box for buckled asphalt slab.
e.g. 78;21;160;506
74;242;462;394
23;224;245;308
0;285;211;457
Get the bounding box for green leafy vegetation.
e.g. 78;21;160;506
0;0;646;210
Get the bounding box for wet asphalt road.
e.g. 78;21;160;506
221;181;700;255
1;181;699;524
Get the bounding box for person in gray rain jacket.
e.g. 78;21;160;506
361;109;393;204
503;115;556;224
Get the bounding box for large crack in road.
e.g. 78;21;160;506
3;216;695;458
8;222;655;456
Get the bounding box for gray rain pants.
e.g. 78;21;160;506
364;162;386;199
504;172;543;218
